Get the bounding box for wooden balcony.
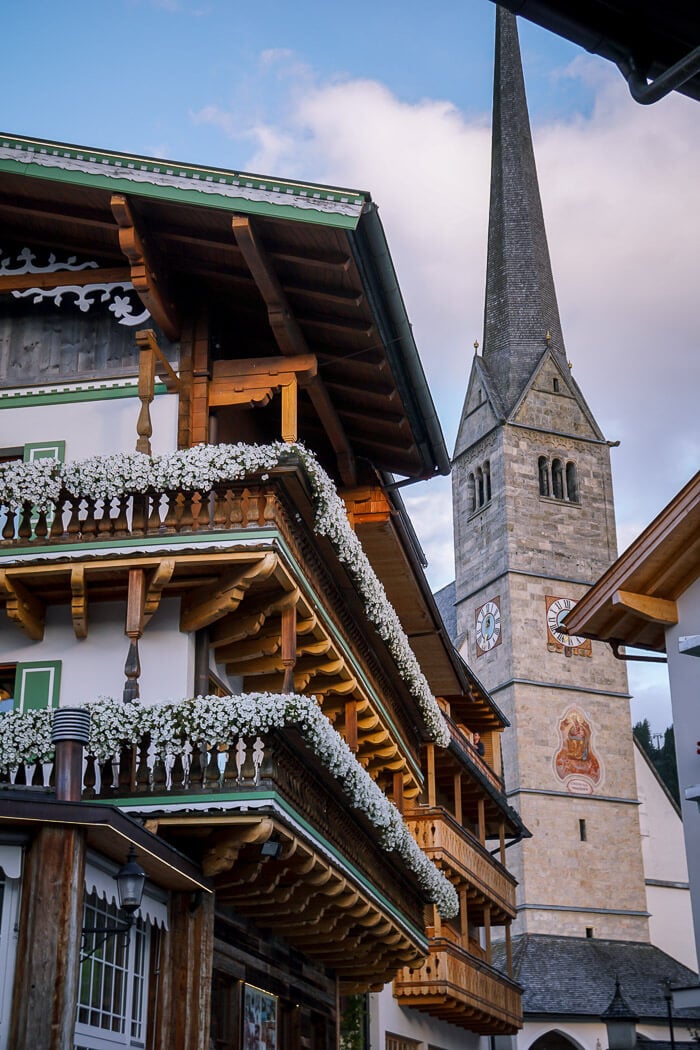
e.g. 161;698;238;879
0;722;428;990
393;937;522;1034
405;806;516;922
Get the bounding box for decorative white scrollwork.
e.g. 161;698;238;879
2;247;151;327
0;246;98;275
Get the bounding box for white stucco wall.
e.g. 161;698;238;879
370;986;482;1050
0;598;192;704
0;389;178;459
634;740;697;970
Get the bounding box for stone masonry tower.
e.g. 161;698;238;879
452;7;649;942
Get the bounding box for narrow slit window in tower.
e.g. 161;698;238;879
552;459;564;500
566;461;579;503
538;456;550;497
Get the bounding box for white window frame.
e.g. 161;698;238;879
0;847;23;1050
73;890;150;1050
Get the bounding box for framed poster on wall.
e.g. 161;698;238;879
243;984;278;1050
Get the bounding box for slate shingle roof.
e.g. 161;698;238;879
492;935;700;1021
434;580;457;644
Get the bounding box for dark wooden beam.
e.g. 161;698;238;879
111;193;180;341
232;215;356;486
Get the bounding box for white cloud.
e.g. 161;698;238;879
192;57;699;729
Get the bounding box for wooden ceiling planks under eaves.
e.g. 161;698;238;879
0;138;449;486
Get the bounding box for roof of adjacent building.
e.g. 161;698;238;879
566;470;700;651
492;934;700;1021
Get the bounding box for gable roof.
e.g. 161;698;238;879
493;934;700;1020
0;132;449;486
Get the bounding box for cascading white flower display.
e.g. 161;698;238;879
0;442;450;746
0;693;458;918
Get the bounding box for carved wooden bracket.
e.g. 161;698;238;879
111;193;180;341
180;553;277;632
210;354;317;443
71;565;88;639
0;571;45;640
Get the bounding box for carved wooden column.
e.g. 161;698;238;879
136;335;156;454
281;603;297;693
425;743;436;807
9;826;86;1050
477;798;486;845
124;569;145;702
154;891;215;1050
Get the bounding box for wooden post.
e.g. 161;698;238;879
499;819;506;866
426;743;436;807
154;891;215;1050
459;887;469;942
9;826;86;1050
280;375;298;442
191;314;210;446
136;337;156;454
392;772;404;814
453;771;462;824
124;569;145;702
281;604;297;693
345;700;358;752
477;798;486;845
484;904;492;964
505;919;513;976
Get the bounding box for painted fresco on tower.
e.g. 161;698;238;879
553;705;603;794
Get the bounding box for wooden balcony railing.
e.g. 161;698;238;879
405;806;516;921
447;718;504;793
0;723;429;989
393;938;522;1034
1;483;285;547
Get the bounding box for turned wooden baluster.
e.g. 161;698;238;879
49;492;68;539
123;569;145;703
113;494;129;538
131;492;148;535
17;502;32;541
34;510;48;541
81;496;98;540
2;505;16;541
179;490;195;533
97;497;114;537
162;490;178;533
148;490;163;532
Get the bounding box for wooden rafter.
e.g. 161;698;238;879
180;553;277;632
110;193;180;341
210;587;301;650
232;215;357;486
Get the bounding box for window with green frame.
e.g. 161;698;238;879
0;662;62;712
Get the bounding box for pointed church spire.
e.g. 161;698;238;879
482;7;568;414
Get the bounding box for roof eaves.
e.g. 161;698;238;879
349;202;451;479
0;132;367;229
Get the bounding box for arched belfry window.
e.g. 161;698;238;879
469;459;493;513
468;472;476;514
566;461;579;502
539;456;580;503
476;467;484;507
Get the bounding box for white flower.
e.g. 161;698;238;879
0;693;458;918
0;443;449;745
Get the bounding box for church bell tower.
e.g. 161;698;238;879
452;7;648;942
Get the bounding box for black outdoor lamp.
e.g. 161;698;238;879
81;846;147;960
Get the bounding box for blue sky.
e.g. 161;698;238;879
4;1;699;730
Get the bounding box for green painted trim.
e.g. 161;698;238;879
100;789;428;944
0;135;365;230
24;440;65;463
14;660;62;711
0;382;167;409
0;529;280;559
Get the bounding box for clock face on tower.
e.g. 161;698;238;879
475;597;502;656
545;596;592;656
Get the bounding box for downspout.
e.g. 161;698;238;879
618;47;700;104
